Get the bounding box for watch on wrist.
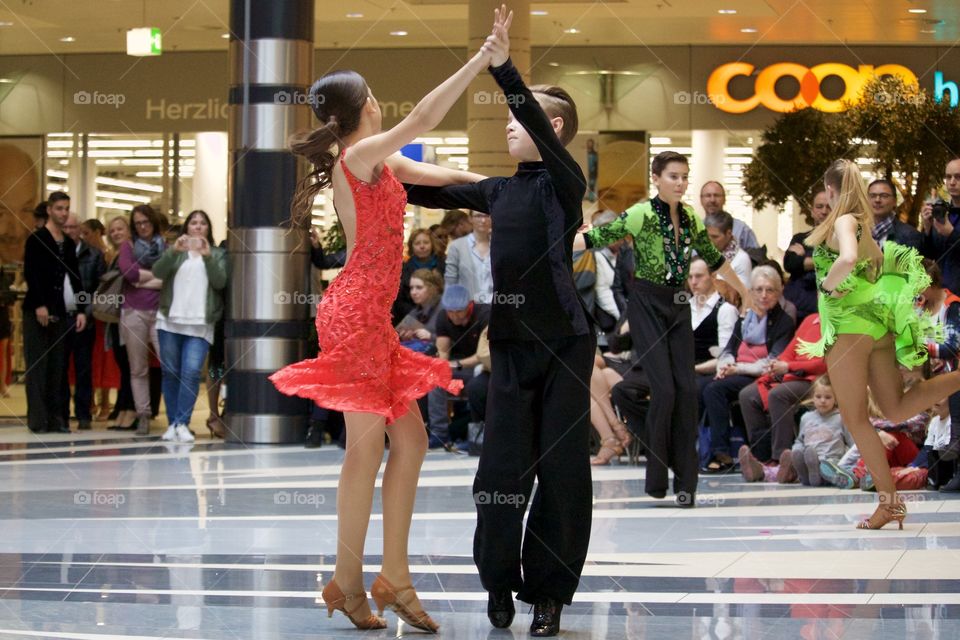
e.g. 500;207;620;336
454;360;462;370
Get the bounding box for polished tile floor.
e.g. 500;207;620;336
0;414;956;639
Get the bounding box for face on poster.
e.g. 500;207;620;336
591;133;648;215
0;137;42;264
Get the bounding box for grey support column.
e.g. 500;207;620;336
226;0;314;443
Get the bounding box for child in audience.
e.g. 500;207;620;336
921;396;955;489
782;376;853;486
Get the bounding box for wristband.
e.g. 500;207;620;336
818;281;833;296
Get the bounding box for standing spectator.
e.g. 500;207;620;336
702;265;795;472
700;181;759;250
705;211;753;287
104;216;137;431
738;313;826;466
118;204;165;435
427;284;490;446
445;211;493;304
921;157;960;458
784;186;831;323
152;210;227;442
921;158;960;291
61;214;105;430
919;259;960;466
80;219;109;260
22;191;86;433
0;266;14;398
80;218;119;419
440;209;472;242
868;179;922;251
392;228;445;324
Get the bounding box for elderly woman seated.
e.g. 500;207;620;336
700;265;796;473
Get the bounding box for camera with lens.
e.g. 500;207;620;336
932;198;951;223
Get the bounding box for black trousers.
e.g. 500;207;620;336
466;370;490;422
62;319;95;422
627;279;699;500
23;312;70;432
473;334;594;605
110;323;135;412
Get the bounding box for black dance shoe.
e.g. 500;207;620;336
530;596;562;637
487;589;514;628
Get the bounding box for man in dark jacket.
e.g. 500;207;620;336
868;179;922;251
22;192;87;433
61;213;105;430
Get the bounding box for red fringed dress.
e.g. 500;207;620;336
269;151;463;423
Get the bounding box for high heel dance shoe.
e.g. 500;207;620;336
856;498;907;530
612;422;632;449
321;579;386;630
371;574;439;633
590;437;624;465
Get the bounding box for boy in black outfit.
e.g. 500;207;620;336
404;8;592;637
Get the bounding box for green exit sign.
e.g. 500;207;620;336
126;27;162;57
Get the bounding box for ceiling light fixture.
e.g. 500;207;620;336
531;10;548;16
740;27;758;33
346;13;363;18
563;28;580;34
718;9;737;14
59;36;76;42
908;8;928;13
390;30;408;36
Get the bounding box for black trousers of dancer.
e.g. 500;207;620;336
627;279;699;502
473;334;594;606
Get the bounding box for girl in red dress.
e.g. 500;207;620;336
269;17;506;634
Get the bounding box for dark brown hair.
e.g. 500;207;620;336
130;204;165;238
529;84;578;146
81;219;105;234
924;258;943;288
184;209;216;247
289;70;371;229
651;151;688;176
48;191;69;205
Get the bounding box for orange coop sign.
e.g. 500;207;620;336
706;62;918;113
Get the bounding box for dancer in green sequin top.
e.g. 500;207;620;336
801;159;960;530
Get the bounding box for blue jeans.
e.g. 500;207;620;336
158;329;210;427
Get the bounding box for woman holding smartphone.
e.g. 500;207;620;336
152;209;228;443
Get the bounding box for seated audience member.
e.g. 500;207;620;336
610;359;650;448
738;313;826;465
740;375;852;485
783;185;831;322
705;210;753;287
396;268;444;355
393;228;445;324
590;354;632;465
427;284;490;446
690;257;739;377
923;396;958;490
701;265;795;472
463;326;492;455
783;376;852;486
760;260;797;323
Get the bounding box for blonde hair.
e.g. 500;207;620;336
802;375;836;410
806;159;875;248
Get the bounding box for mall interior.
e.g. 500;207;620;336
0;0;958;638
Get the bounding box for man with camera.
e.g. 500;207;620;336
921;158;960;468
922;158;960;292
